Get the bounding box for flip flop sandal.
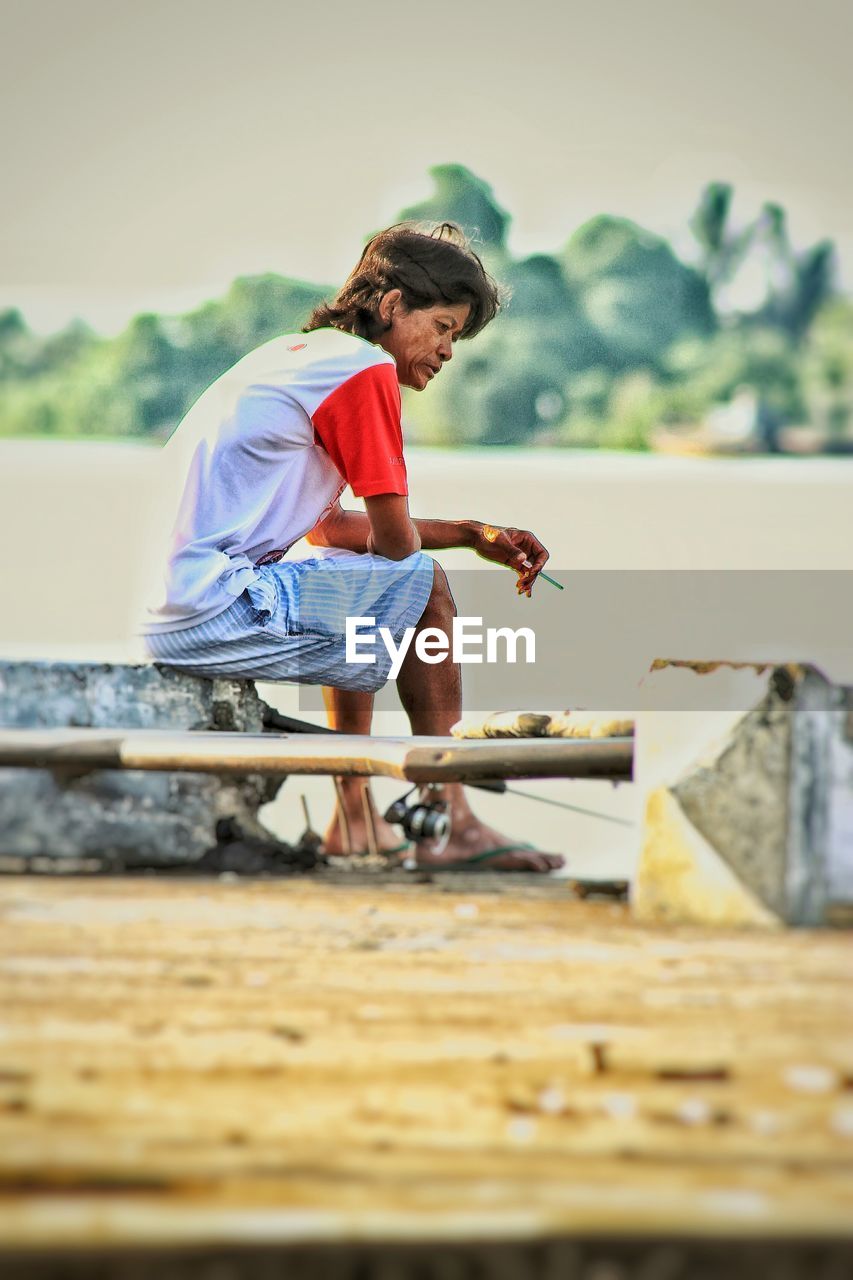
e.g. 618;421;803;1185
415;842;553;872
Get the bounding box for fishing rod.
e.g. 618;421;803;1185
264;708;634;834
383;778;633;840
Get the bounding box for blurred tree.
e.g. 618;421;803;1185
759;232;835;342
562;216;715;371
561;366;613;422
802;298;853;444
0;170;844;450
503;254;572;318
689;183;751;303
175;274;329;402
501;254;603;367
398;164;509;250
406;240;617;448
404;320;574;447
597;371;658;451
689;185;836;341
110;314;184;434
660;326;805;434
0;309;38;379
37;319;97;373
0;311;97;382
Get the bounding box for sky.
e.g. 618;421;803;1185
2;0;852;334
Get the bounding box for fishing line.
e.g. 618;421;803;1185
501;785;634;828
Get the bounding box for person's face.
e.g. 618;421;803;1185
376;291;470;391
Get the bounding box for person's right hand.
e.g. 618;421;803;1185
470;522;550;596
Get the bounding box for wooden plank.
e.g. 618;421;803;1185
0;729;634;782
0;877;852;1249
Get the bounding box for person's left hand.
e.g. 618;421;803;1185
471;522;550;597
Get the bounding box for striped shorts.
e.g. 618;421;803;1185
143;550;436;693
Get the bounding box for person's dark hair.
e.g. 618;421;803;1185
303;222;502;342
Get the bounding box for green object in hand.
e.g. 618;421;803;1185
539;571;564;591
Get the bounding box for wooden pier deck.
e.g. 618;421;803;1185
0;875;852;1259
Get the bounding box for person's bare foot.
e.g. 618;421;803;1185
415;819;565;873
323;780;409;857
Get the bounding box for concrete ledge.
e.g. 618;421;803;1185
633;664;853;927
634;787;782;928
0;662;287;868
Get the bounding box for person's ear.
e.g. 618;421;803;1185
377;289;403;326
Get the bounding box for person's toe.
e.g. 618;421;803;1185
503;847;564;872
529;851;564;871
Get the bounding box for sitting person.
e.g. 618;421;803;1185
141;222;563;872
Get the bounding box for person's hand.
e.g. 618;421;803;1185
471;522;550;597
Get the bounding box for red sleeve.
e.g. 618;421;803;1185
312;363;408;498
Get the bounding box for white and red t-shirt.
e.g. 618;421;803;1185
142;328;407;633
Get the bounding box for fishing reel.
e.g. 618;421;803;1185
384;785;451;858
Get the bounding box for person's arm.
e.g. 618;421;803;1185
305;495;422;560
306;500;549;591
307;499;473;556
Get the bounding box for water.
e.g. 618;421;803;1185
2;440;852;876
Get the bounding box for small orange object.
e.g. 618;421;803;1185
482;524;500;543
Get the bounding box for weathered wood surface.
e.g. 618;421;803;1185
0;727;634;783
1;876;852;1251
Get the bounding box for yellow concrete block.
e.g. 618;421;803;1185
633;787;781;929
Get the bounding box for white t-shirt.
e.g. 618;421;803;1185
142;328;409;633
